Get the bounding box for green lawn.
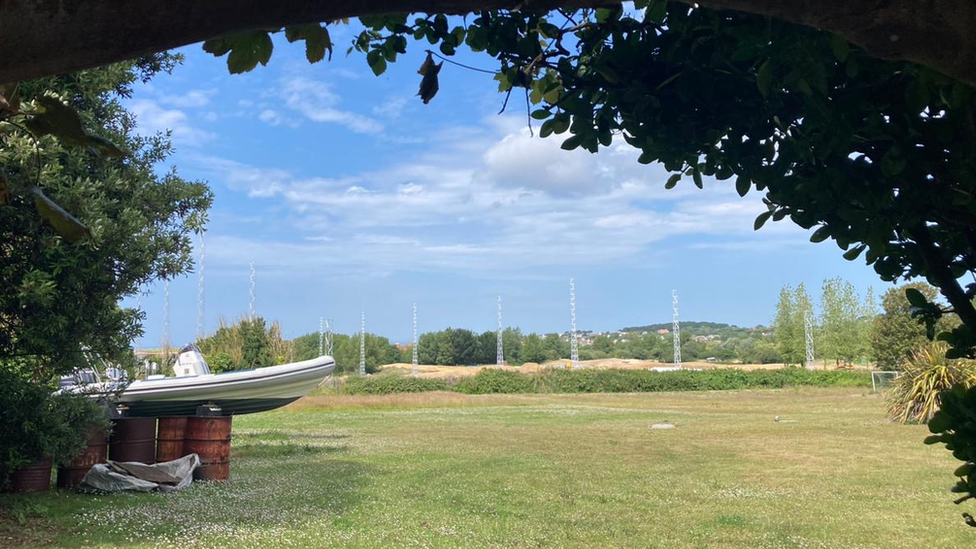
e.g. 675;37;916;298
2;388;970;548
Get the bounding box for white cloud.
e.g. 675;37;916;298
277;75;383;134
258;109;282;125
198;119;808;277
372;96;409;119
128;99;214;147
159;88;217;108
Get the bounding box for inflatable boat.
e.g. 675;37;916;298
61;345;335;416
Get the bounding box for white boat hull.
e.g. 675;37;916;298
82;356;335;417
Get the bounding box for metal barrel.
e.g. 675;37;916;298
156;417;188;462
184;416;232;481
57;426;108;488
109;417;157;464
9;458;53;493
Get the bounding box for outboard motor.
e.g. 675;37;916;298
174;344;211;377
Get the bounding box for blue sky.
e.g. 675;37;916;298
125;26;888;346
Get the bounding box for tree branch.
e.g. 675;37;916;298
912;224;976;332
0;0;975;87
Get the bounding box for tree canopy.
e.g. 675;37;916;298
2;0;975;87
0;57;211;376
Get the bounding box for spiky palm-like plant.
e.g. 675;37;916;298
887;342;976;424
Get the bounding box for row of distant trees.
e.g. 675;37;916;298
196;318;398;375
196;318;787;374
773;278;877;366
773;278;955;370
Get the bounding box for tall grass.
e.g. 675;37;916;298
886;342;976;424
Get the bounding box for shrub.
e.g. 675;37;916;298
0;369;110;489
341;375;451;395
887;343;976;424
455;369;534;394
924;384;976;520
451;366;869;395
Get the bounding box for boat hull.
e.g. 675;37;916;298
123;397;302;417
76;356;335;417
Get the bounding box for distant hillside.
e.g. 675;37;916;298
620;321;768;336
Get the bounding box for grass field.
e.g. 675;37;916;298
1;388;970;548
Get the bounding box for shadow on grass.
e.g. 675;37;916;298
1;433;370;548
232;430;350;459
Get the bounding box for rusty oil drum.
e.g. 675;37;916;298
9;458;53;493
57;426;108;488
109;417;156;464
156;416;188;462
184;416;232;481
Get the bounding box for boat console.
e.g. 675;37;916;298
174;344;211;377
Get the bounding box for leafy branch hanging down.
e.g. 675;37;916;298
925;385;976;526
339;5;976;362
198;6;976;365
1;86;127;243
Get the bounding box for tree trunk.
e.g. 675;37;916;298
1;0;975;87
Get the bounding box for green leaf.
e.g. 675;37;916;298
905;288;929;309
84;134;125;157
756;60;773;97
664;173;681;189
539;120;555;138
692;168;703;189
842;244;866;261
735;175;750;197
24;96;89;146
530;109;551;120
595;7;615;23
829;34;850;62
560;134;584;151
880;148;906;177
204;31;274;74
23;96;124;155
754;210;773;231
285;24;333;63
645;1;667;24
367;49;388;76
927;411;951;433
809;226;831;243
32;186;91;243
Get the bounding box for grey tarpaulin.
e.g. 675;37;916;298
79;453;201;492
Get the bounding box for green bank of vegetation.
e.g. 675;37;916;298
0;57;211;490
336;367;870;396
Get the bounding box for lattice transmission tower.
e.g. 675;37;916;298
359;311;367;376
248;262;256;319
162;280;171;368
804;312;816;370
496;295;504;368
324;319;334;356
196;232;205;340
319;317;325;356
570;278;579;368
412;303;419;377
672;290;682;369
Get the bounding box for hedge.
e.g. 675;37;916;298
339;367;870;396
340;375;451;395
